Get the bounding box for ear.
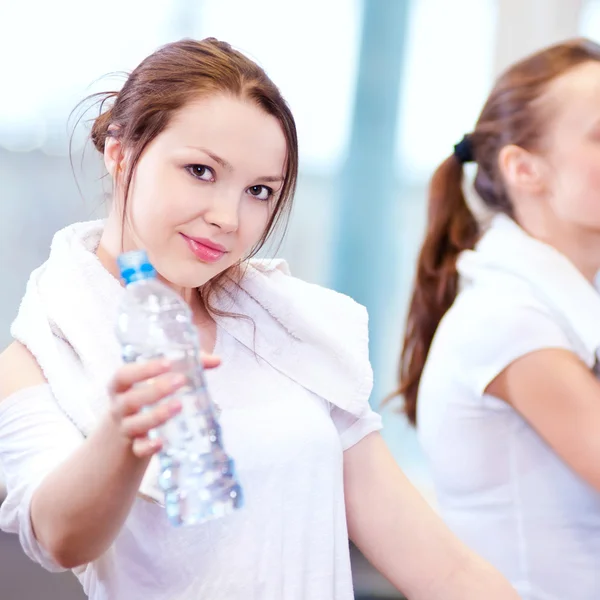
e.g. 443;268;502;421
103;133;125;179
498;144;545;196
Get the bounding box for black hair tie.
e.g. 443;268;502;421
453;134;474;164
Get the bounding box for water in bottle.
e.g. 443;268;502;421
116;249;243;525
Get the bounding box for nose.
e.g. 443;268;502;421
204;192;239;233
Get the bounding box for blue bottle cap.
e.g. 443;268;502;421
117;250;157;285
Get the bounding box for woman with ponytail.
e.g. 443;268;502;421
397;38;600;600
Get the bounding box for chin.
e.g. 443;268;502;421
159;263;226;290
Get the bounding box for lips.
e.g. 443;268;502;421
181;234;228;264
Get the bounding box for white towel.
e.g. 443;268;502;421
11;220;373;504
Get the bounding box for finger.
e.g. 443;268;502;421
109;359;172;395
201;353;221;369
121;399;182;438
114;373;186;418
132;436;163;458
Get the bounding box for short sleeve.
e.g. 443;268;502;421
330;404;382;451
0;385;84;572
449;298;575;397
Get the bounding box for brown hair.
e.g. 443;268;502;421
86;37;298;312
394;37;600;425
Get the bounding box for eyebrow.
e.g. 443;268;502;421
186;146;233;170
259;175;285;183
184;145;284;183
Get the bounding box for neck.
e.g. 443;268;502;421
516;205;600;283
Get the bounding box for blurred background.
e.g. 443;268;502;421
0;0;595;597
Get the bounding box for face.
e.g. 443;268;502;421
106;94;287;289
537;61;600;230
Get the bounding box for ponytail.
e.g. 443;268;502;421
397;153;478;425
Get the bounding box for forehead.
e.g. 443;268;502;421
158;94;287;173
543;61;600;134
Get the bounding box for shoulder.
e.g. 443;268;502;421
240;259;373;414
424;286;576;399
244;259;369;350
0;341;47;401
441;284;570;351
432;283;572;362
246;258;367;322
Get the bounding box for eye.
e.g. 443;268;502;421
247;185;273;201
185;164;214;182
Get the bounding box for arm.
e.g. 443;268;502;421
344;432;520;600
0;342;218;569
487;347;600;490
31;414;153;568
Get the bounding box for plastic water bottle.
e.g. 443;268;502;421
115;249;243;526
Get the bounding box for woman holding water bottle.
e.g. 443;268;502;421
0;39;519;599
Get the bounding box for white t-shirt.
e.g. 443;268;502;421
418;215;600;600
0;325;382;600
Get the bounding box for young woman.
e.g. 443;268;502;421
0;38;518;599
398;38;600;600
